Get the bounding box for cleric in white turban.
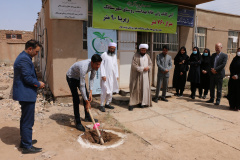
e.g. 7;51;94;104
128;43;152;111
108;42;117;48
139;44;148;50
99;42;119;112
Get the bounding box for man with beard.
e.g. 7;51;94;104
99;42;119;112
129;44;152;111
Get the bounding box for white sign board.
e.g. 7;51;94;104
50;0;88;20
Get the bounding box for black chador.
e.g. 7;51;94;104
199;49;211;98
187;47;202;99
173;47;189;96
227;55;240;110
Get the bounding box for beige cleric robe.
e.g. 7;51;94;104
129;52;152;106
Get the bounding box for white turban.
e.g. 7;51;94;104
108;42;117;47
139;44;148;49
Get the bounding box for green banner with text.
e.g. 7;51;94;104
93;0;178;33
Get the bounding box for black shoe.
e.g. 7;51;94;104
128;106;133;111
191;96;195;99
140;105;144;108
22;146;42;154
152;97;158;103
176;93;179;97
137;104;144;108
105;104;114;109
214;101;220;105
161;97;168;102
76;123;85;132
20;140;37;148
85;118;98;123
199;95;202;98
99;106;105;112
202;95;206;99
206;99;214;103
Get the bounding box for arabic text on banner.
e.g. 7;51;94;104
93;0;178;33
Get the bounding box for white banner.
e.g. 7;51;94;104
50;0;88;20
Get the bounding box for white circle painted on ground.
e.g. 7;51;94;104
77;129;126;150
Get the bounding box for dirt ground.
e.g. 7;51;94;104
0;64;162;160
1;63;240;160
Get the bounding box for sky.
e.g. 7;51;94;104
197;0;240;15
0;0;240;31
0;0;42;31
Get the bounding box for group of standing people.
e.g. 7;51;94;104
172;43;231;107
173;46;213;100
179;43;228;106
12;39;240;154
129;42;240;112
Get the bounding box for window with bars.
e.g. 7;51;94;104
137;32;151;51
227;31;239;54
119;31;137;50
153;29;178;51
6;34;22;39
17;34;22;39
6;34;11;39
196;27;206;53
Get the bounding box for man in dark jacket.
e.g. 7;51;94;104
13;40;45;154
207;43;228;105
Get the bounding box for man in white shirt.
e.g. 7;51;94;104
99;42;119;112
66;54;102;132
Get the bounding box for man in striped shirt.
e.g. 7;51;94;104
66;54;102;132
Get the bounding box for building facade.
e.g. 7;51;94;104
34;0;239;98
0;30;33;63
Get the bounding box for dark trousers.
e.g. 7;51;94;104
176;88;184;95
199;74;210;96
155;76;169;98
175;73;187;95
210;75;223;101
66;76;90;124
190;82;200;97
199;87;208;96
19;101;35;149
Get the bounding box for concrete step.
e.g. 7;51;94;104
113;89;174;105
119;87;157;96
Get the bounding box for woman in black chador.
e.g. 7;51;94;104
227;48;240;111
187;47;202;99
199;48;211;99
173;46;189;96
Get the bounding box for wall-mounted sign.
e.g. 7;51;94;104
50;0;88;20
87;27;117;95
177;9;194;27
93;0;178;33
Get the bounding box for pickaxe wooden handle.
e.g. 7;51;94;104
88;109;104;145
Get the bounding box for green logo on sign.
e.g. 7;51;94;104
92;32;113;54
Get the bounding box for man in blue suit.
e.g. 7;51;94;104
13;40;45;154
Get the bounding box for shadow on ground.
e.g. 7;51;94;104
0;126;20;148
49;113;76;128
174;95;230;111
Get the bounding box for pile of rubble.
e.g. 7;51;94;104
0;63;60;119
